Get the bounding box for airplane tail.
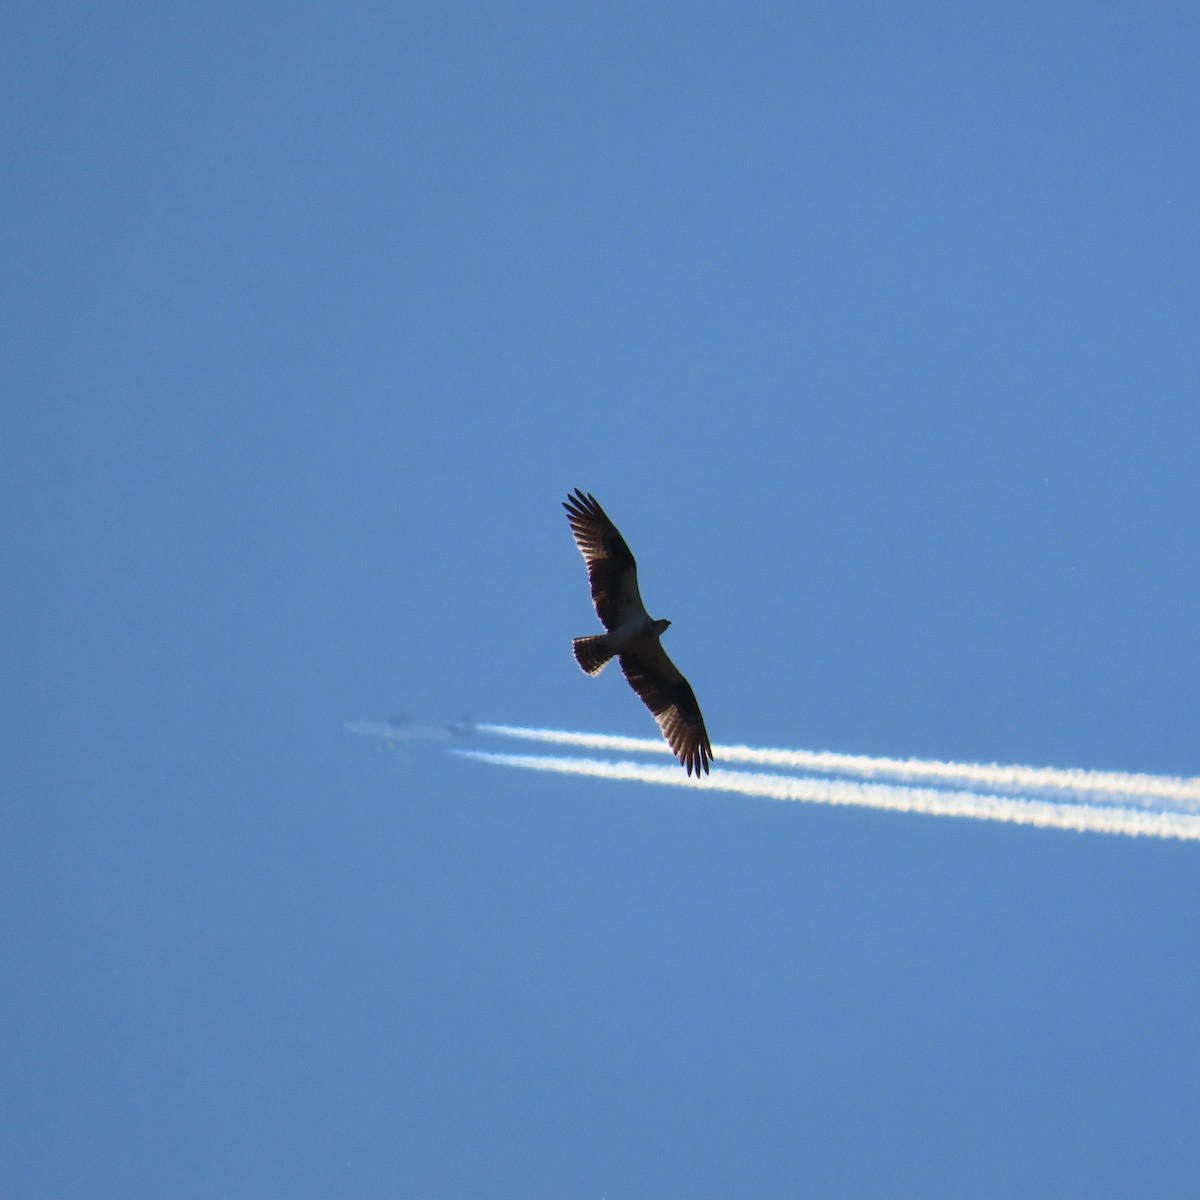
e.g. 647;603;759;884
573;635;614;675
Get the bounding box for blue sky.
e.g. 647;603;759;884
4;3;1199;1196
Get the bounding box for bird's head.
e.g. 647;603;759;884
652;617;671;635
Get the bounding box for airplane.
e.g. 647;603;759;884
343;714;475;753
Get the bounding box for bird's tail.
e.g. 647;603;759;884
573;635;614;675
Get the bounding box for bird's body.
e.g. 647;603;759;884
563;489;712;776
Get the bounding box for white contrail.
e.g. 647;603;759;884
476;723;1200;811
458;750;1200;842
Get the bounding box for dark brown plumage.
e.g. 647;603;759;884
563;489;712;776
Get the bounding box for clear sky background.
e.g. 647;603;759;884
5;3;1199;1196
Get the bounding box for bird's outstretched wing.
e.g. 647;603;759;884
563;488;648;630
619;643;713;776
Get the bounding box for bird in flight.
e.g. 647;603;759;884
563;488;713;776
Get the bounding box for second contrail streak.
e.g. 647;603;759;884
458;750;1200;841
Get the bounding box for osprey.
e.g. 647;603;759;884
563;488;713;776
